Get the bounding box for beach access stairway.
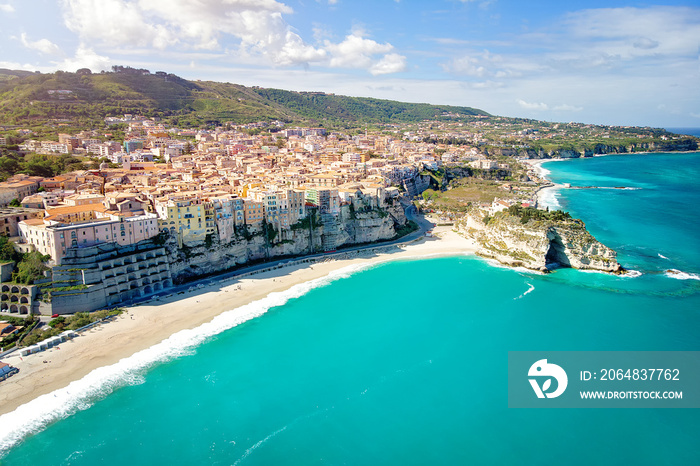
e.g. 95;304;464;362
321;213;340;251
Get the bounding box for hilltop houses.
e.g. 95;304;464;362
1;118;474;315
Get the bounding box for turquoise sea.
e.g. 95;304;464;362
1;152;700;465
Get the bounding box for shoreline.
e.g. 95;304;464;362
523;151;700;210
521;158;563;209
0;227;477;418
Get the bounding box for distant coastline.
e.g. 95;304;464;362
664;127;700;138
526;151;700;210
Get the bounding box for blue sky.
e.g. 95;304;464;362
1;1;699;127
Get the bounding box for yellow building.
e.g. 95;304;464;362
156;198;214;244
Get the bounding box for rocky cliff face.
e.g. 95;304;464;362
518;139;698;160
166;203;407;283
457;210;622;273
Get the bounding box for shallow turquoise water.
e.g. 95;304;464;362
2;152;699;465
544;152;700;279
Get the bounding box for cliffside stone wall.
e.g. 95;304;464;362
168;202;407;283
31;203;408;313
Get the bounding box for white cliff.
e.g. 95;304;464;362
457;208;622;273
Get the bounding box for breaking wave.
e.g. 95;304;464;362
665;269;700;281
537;186;562;210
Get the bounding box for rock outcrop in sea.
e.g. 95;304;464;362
457;208;623;273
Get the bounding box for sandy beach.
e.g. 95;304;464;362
0;227;477;416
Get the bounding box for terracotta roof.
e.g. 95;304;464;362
22;218;46;226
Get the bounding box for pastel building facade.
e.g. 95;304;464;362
19;214;160;265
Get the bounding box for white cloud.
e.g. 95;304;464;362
562;7;700;61
517;99;548;111
442;49;530;80
60;0;320;64
325;33;392;68
0;3;14;13
324;32;405;75
443;56;486;77
20;33;63;56
370;53;406;75
0;61;37;71
553;104;583;112
61;0;174;49
442;6;700;84
59;0;408;74
55;45;111;72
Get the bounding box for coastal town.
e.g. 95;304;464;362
0;115;526;322
0;69;697;392
1;108;697;323
1;0;698;461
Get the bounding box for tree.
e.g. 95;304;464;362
12;251;50;284
48;316;66;329
0;236;20;262
8;198;20;207
68;312;92;330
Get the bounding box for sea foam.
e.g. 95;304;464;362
0;262;373;455
665;269;700;281
537;186;562;210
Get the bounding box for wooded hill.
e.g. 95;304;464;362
0;67;488;128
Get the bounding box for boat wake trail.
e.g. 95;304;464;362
514;283;535;300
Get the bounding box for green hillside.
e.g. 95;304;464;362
0;67;489;128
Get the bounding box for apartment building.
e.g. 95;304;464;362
0;208;44;237
243;199;264;226
19;214;160;265
305;187;340;215
155;198;213;243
